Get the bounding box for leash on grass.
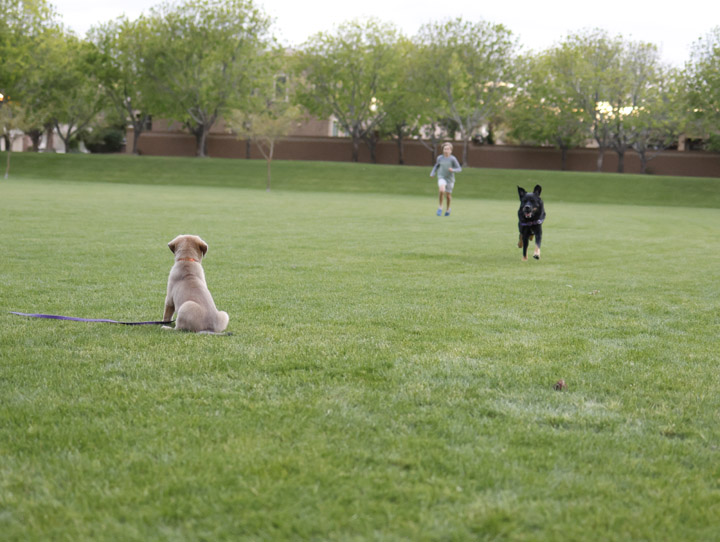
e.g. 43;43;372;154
10;311;174;326
10;311;232;335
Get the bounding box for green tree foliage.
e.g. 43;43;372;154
413;18;518;165
39;32;107;152
512;30;683;173
0;0;59;151
507;53;588;170
293;19;402;163
0;100;27;177
686;27;720;151
1;5;717;170
553;30;623;171
228;102;305;191
602;41;675;172
88;17;155;155
0;0;57;100
630;71;685;173
227;60;306;190
138;0;275;157
374;37;429;165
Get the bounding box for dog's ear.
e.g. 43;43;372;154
168;236;180;254
533;185;542;196
197;239;208;257
517;186;526;199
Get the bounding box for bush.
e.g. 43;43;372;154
706;133;720;152
83;126;125;153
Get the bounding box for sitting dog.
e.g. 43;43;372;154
517;185;546;261
163;234;229;333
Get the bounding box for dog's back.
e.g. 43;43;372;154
164;235;229;333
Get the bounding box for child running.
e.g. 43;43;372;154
430;142;462;216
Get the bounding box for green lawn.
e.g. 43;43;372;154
1;154;719;541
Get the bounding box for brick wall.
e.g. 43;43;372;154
127;129;720;178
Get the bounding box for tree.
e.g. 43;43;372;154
1;100;28;177
552;30;625;171
293;19;402;163
413;18;518;165
0;0;57;97
39;32;107;152
88;17;154;155
227;59;306;191
0;0;59;151
602;41;667;173
515;30;681;174
139;0;274;157
685;27;720;151
630;72;684;173
228;102;304;191
507;53;588;170
374;37;423;165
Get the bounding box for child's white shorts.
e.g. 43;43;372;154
438;178;454;193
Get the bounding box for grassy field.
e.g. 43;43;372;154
1;153;719;541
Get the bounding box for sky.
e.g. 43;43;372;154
50;0;719;67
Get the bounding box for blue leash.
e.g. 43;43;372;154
10;311;173;326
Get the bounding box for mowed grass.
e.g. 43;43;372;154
6;150;720;208
1;154;719;541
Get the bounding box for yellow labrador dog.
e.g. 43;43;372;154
163;235;229;334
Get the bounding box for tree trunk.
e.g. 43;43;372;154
596;147;605;172
617;150;625;173
129;115;150;155
28;129;42;151
195;127;208;157
130;125;142;155
54;120;74;154
396;126;404;165
560;146;568;171
266;141;273;191
351;137;360;162
43;124;55;152
459;126;469;166
4;145;11;178
364;132;378;164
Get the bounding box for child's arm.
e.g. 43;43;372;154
451;157;462;172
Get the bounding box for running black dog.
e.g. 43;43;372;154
517;185;546;261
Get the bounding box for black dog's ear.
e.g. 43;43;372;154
517;186;526;199
533;185;542;196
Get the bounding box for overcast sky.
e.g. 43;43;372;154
51;0;719;67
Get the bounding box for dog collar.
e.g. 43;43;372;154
519;218;544;226
176;257;199;262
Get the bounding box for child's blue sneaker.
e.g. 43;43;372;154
444;210;451;216
436;208;442;216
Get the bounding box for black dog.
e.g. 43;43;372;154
517;185;546;260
